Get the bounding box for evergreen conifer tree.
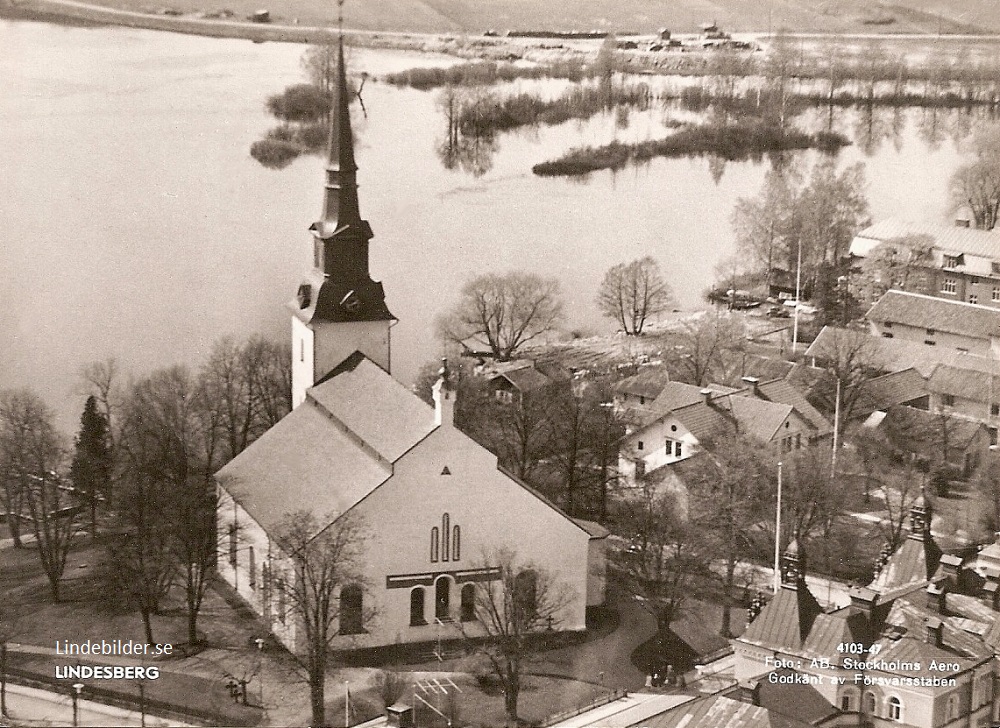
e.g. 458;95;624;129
70;396;112;537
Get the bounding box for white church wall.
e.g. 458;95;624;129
291;315;314;409
332;425;591;650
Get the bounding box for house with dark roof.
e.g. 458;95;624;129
216;41;606;654
483;359;570;407
926;365;1000;444
866;290;1000;357
850;217;1000;308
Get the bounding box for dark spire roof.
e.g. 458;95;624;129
316;35;363;240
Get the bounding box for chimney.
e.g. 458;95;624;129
737;678;761;706
387;702;414;728
741;376;761;396
850;587;878;621
925;616;943;647
926;582;947;614
983;573;1000;610
700;388;713;405
432;359;455;427
939;554;963;588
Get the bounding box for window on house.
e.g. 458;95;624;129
228;524;237;567
888;696;902;721
926;328;935;335
674;441;682;457
990;427;999;447
942;278;957;294
944;254;963;268
992;403;999;416
248;547;256;590
452;525;461;562
882;332;894;338
994;261;1000;275
970;294;979;305
942;394;955;407
340;584;364;634
637;440;644;451
994;286;1000;302
948;694;960;719
435;576;452;622
924;340;937;346
460;583;476;622
639;395;646;405
410;587;426;626
840;692;854;711
864;692;877;715
971;276;980;285
430;527;439;563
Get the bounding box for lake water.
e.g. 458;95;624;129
0;20;978;430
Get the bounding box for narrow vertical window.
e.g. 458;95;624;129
430;527;439;562
300;339;305;362
276;578;286;624
452;525;461;562
248;546;256;589
228;524;237;567
442;513;450;562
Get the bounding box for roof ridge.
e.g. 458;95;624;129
305;391;393;469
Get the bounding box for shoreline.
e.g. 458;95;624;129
4;0;1000;58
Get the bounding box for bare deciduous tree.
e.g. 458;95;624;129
272;510;368;728
437;272;564;362
0;390;76;601
672;311;746;387
596;257;674;335
464;549;572;727
950;123;1000;231
612;490;705;631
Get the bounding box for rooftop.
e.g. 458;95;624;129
852;217;1000;261
866;290;1000;340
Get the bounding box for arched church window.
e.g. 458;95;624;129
248;546;256;589
410;587;426;626
442;513;451;561
435;576;452;622
947;693;959;720
461;583;476;622
228;523;237;567
514;570;538;621
340;584;364;635
863;691;877;716
430;527;439;563
452;526;461;562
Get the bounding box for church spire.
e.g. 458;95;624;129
319;36;361;232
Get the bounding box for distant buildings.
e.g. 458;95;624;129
850;218;1000;308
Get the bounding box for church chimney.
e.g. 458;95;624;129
741;376;761;396
433;359;455;427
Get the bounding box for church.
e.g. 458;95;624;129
215;39;607;654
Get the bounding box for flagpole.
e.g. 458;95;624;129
832;377;841;477
792;238;802;354
345;681;350;727
774;461;783;594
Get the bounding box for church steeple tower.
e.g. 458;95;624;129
290;33;395;409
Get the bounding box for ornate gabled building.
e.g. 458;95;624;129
215;38;606;654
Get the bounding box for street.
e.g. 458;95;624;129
2;683;190;727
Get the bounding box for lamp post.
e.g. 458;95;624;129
774;461;783;594
72;682;84;727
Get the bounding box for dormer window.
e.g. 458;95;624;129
297;284;312;309
943;254;963;268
